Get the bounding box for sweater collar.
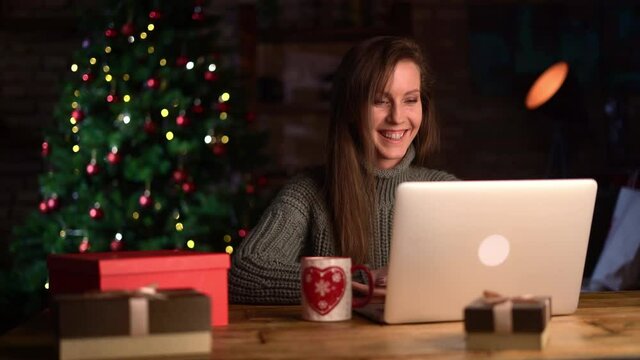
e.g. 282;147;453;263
371;145;415;179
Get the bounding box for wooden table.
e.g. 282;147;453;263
1;291;639;359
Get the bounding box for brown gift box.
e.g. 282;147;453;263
54;288;210;338
464;294;551;333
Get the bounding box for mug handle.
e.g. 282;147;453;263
351;264;374;308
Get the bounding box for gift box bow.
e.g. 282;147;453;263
464;290;552;334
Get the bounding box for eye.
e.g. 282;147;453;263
374;99;390;106
405;98;419;104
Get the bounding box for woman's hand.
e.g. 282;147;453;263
353;267;387;299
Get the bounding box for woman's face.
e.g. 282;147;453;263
370;60;422;170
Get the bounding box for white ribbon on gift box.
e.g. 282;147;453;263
482;290;540;334
128;285;167;336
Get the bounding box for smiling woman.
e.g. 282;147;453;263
229;36;458;305
371;60;423;170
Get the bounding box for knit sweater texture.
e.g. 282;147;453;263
229;147;457;304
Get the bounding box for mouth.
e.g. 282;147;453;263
379;130;408;141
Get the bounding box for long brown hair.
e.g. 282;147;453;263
325;36;439;264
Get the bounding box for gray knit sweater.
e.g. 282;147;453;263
229;147;457;304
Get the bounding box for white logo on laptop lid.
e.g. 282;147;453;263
478;234;510;266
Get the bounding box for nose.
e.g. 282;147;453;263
387;102;403;124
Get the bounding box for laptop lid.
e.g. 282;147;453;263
383;179;597;324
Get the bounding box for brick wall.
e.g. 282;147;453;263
0;0;85;267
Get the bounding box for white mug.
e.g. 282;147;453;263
301;256;374;321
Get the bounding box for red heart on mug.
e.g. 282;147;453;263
302;266;346;315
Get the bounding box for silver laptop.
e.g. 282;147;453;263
356;179;597;324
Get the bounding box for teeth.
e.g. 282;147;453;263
382;131;405;140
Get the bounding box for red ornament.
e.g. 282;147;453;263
106;93;118;103
78;238;91;253
81;73;93;82
212;143;226;156
204;71;218;81
238;229;248;238
71;109;84;122
41;141;50;157
139;191;153;207
216;102;229;112
38;200;49;214
120;22;135;37
107;151;121;165
176;56;189;67
191;104;204;114
86;161;99;176
246;184;255;194
110;239;124;251
46;197;59;211
176;114;189;127
172;169;188;183
105;27;118;38
192;11;204;21
143;118;157;134
146;77;160;89
149;10;162;20
89;207;104;220
182;181;196;194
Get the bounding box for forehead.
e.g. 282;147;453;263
380;59;421;92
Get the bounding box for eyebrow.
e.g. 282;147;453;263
378;89;421;97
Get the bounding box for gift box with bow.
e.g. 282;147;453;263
54;286;211;360
464;291;552;350
47;250;230;326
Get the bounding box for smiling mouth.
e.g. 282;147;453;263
379;130;407;140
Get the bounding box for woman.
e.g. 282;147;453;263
229;36;457;304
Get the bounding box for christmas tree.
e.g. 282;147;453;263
1;0;268;328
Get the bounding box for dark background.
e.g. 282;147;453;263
1;0;639;280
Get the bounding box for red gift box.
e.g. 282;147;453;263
47;250;230;326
